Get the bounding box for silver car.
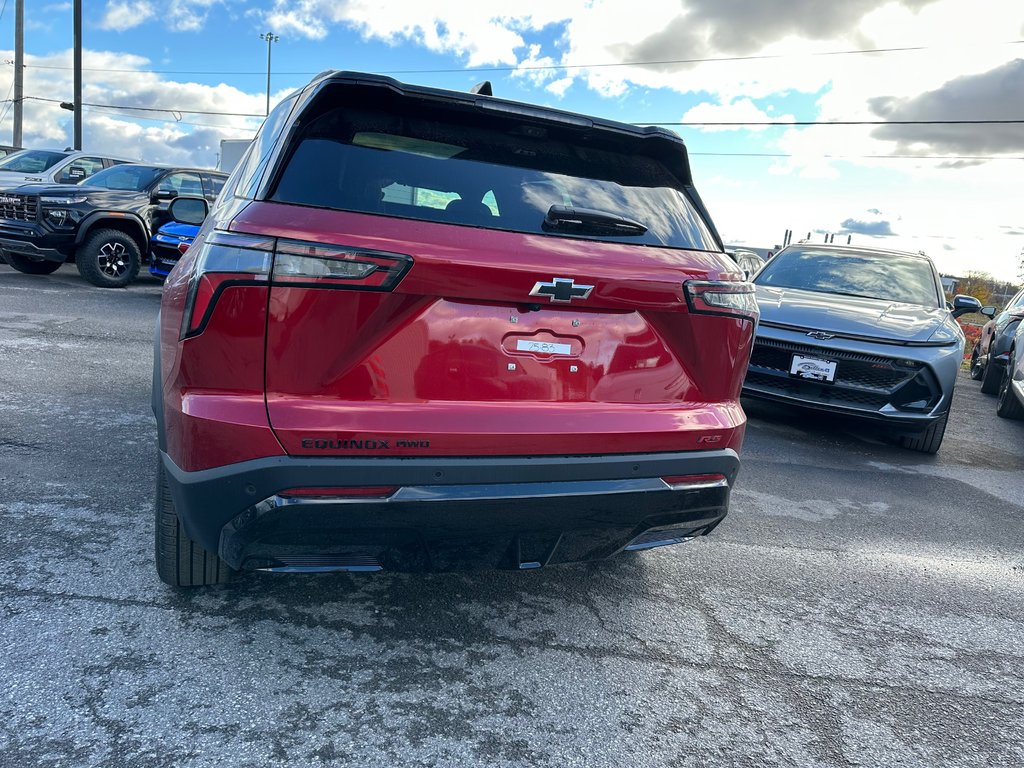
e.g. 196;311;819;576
743;243;983;453
996;320;1024;420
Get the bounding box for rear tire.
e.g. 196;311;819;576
969;345;984;380
996;350;1024;420
155;459;233;587
899;411;948;454
979;349;1003;394
76;229;141;288
5;252;63;275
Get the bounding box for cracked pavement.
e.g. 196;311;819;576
1;264;1023;767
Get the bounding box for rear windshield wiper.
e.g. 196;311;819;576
543;205;648;236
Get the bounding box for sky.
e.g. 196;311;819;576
0;0;1021;283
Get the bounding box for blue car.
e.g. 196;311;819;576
149;220;199;279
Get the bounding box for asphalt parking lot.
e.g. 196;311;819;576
1;264;1022;768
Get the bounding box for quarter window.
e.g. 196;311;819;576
159;172;204;197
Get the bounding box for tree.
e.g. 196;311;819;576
956;271;994;306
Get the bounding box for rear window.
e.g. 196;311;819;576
269;102;716;250
754;247;941;308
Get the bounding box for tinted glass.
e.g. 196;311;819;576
270;106;716;250
202;173;227;199
159;172;203;196
59;157;106;183
0;150;70;173
84;165;163;191
754;247;940;307
169;197;208;225
236;96;296;200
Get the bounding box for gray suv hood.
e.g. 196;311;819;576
755;285;945;344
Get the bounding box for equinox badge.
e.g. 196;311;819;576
529;277;594;303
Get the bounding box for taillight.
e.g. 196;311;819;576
177;241;191;255
180;230;412;339
272;240;411;290
684;280;759;323
180;231;274;339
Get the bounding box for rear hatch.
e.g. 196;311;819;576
233;77;754;457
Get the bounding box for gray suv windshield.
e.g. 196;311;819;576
754;247;941;308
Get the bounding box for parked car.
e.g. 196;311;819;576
743;243;983;453
152;70;758;586
0;148;132;186
970;286;1024;394
996;320;1024;419
0;164;227;287
148;218;199;280
726;248;765;279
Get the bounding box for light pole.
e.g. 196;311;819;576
260;31;279;116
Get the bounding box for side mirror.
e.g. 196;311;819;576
168;196;208;226
951;294;983;318
980;306;996;318
152;188;178;202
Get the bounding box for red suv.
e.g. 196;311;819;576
153;72;757;586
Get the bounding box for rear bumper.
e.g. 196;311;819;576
161;449;739;572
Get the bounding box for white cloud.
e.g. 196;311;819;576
168;0;222;32
0;48;266;167
99;1;156;31
680;99;795;132
260;0;588;66
100;0;222;33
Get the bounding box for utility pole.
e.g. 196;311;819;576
73;0;82;149
260;31;279;116
13;0;23;147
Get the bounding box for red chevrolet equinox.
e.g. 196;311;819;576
152;72;757;586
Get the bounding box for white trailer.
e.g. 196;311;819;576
218;139;252;172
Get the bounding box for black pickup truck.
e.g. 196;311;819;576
0;164;226;287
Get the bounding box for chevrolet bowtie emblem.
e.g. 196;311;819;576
806;331;836;340
529;277;594;303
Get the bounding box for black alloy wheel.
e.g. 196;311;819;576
76;228;142;288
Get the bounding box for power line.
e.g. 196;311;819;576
23;95;264;118
0;99;1013;160
689;151;1023;161
86;108;258;132
15;38;1024;77
649;119;1024;127
12;95;1024;126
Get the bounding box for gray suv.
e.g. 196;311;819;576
742;243;983;453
